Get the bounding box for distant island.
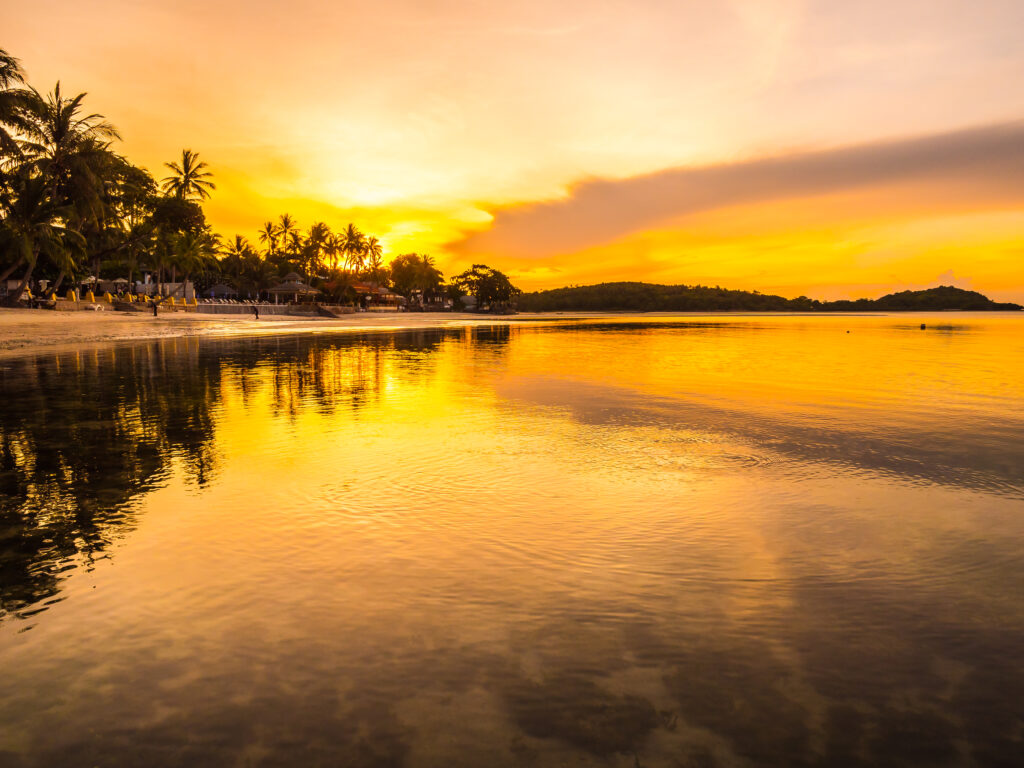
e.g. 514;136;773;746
517;284;1022;313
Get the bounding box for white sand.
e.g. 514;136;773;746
0;307;586;358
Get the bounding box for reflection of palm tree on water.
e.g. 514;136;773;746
0;339;221;620
0;329;512;623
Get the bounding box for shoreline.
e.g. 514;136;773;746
0;308;466;359
2;307;1020;360
0;307;592;359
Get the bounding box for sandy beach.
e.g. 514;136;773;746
0;307;579;358
1;307;953;359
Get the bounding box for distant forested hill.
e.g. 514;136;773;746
516;283;1022;312
821;285;1022;311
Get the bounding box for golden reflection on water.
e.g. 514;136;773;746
0;314;1023;767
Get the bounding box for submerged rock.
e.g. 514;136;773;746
504;673;659;756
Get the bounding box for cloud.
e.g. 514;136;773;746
933;269;972;290
452;120;1024;258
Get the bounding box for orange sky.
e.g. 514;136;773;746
6;0;1024;300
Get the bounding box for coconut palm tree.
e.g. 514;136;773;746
161;149;215;201
0;49;23;89
0;48;28;162
341;223;365;274
71;152;157;293
285;230;304;265
0;170;86;304
364;236;383;267
307;222;330;247
245;254;277;301
18;83;120;218
8;83;122;293
220;234;254;288
277;213;297;243
276;213;298;263
166;228;218;298
257;220;279;257
221;234;253;260
304;221;331;276
364;236;385;282
325;232;343;272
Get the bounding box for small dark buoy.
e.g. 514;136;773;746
846;330;850;334
920;323;926;330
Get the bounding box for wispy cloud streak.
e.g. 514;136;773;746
455;121;1024;257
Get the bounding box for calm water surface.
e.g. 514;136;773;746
1;314;1023;767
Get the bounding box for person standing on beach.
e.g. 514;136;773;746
253;305;260;320
152;301;158;317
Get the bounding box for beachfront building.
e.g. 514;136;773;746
206;283;239;300
407;289;453;311
132;277;196;300
351;281;406;311
269;273;320;304
77;276;133;296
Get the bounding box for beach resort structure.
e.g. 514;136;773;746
351;281;406;311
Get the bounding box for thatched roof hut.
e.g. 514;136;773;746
207;283;238;298
269;274;319;302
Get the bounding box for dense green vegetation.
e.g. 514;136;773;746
517;282;1022;312
450;263;521;311
0;48;518;308
5;47;1013;315
387;253;445;303
819;285;1022;311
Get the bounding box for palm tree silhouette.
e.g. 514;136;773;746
325;232;343;272
364;236;384;281
7;83;120;299
305;222;331;276
161;149;215;201
0;48;28;161
0;172;87;303
20;83;120;197
220;234;253;286
277;213;297;256
257;220;279;257
341;223;365;274
0;48;23;90
168;229;218;297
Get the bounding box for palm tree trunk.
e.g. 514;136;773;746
0;257;25;284
4;258;36;306
45;270;66;298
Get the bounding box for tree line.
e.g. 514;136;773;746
0;48;519;309
516;282;1022;312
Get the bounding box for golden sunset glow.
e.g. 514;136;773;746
7;0;1024;298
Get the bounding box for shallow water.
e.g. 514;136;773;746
1;313;1022;767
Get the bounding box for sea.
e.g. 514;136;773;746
1;313;1022;767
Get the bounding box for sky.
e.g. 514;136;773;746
5;0;1024;300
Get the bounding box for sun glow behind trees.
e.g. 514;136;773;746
4;0;1024;300
0;47;527;306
